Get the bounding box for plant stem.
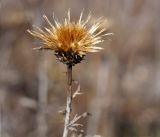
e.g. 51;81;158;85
62;65;72;137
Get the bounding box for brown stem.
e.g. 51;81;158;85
62;65;72;137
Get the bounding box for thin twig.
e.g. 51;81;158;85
72;83;83;99
69;112;91;127
62;65;72;137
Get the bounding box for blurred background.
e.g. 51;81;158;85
0;0;160;137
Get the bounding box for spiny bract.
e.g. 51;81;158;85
27;10;112;66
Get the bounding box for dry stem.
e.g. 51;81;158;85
62;65;90;137
62;65;72;137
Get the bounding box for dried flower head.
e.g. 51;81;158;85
27;10;112;66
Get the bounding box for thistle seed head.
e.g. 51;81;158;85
27;10;112;66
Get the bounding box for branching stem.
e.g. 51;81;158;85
62;65;72;137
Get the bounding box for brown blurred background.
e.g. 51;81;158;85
0;0;160;137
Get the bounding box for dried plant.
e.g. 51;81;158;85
27;10;112;137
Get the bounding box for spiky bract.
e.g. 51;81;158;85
27;10;112;66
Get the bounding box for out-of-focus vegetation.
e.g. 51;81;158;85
0;0;160;137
